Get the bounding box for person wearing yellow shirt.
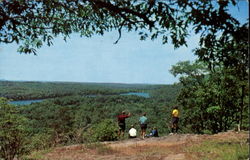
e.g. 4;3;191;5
171;106;179;134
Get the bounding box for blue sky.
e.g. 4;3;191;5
0;1;248;84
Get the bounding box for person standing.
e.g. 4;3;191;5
139;112;148;139
117;111;131;138
171;106;179;134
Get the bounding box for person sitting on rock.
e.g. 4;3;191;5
128;125;137;138
146;127;159;137
150;127;159;137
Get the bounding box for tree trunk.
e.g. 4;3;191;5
239;85;245;129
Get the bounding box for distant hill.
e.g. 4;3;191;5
0;80;181;100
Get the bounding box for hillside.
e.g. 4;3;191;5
29;131;249;160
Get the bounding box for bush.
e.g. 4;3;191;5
84;119;118;142
28;133;53;151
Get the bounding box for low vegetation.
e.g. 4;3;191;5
187;134;249;160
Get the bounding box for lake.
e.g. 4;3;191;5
120;92;150;98
9;99;44;105
10;92;150;105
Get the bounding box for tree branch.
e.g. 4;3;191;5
114;20;125;44
90;0;155;28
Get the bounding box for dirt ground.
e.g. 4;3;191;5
42;131;249;160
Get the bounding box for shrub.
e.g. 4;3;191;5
85;119;118;142
28;133;53;151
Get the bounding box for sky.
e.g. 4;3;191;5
0;1;248;84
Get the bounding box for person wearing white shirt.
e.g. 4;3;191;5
128;125;137;138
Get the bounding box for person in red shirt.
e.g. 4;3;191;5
117;111;131;138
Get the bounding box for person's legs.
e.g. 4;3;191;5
171;118;175;133
174;118;179;133
118;124;125;138
141;124;147;139
140;129;143;137
140;124;143;137
142;128;145;139
121;126;125;137
171;117;179;133
144;124;148;138
172;123;176;133
175;123;179;133
118;125;122;137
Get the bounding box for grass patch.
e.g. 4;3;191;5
187;139;249;160
22;149;52;160
85;142;116;155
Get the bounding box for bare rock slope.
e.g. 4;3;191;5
43;131;248;160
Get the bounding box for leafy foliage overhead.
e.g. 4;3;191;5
0;0;240;54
